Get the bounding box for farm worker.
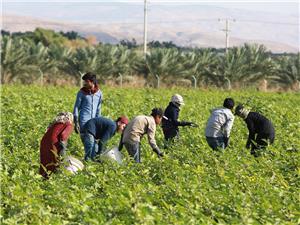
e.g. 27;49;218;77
73;72;103;134
235;104;275;157
162;94;196;143
120;108;164;163
81;116;129;161
39;112;73;179
205;98;235;150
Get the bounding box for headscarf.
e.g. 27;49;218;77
235;105;250;119
48;112;74;128
239;108;250;119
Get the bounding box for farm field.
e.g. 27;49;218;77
1;85;299;224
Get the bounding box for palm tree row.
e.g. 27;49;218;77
1;35;299;89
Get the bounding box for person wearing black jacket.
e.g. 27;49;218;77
235;105;275;156
162;94;195;143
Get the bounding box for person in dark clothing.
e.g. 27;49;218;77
162;94;195;143
81;116;128;161
235;104;275;156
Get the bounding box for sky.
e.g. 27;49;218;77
2;0;299;51
2;0;299;16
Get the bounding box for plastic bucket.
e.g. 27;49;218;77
100;146;123;164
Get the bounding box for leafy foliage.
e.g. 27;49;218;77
1;85;299;224
1;29;299;89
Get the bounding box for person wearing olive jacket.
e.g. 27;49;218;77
73;72;103;134
235;104;275;156
162;94;195;142
120;108;164;163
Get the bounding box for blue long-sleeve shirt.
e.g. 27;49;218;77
82;117;117;152
73;89;102;129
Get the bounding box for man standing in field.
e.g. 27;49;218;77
235;104;275;157
120;108;164;162
73;72;103;134
81;116;129;161
205;98;235;150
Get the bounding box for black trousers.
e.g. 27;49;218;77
163;128;179;141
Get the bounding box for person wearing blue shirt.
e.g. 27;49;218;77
81;116;129;161
73;72;103;134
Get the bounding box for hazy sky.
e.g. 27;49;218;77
2;0;298;51
3;0;299;16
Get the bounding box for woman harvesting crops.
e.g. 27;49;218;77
39;112;73;178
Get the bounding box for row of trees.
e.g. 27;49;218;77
1;29;299;89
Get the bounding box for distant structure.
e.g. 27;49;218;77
143;0;148;57
218;18;236;53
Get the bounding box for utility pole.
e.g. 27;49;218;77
218;18;235;53
143;0;148;57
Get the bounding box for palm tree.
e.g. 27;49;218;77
182;49;219;86
212;46;248;88
145;48;185;85
1;36;30;83
241;44;275;84
271;54;300;90
62;46;98;83
48;44;73;76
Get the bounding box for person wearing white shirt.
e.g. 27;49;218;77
205;98;235;150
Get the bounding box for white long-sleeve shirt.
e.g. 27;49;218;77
205;108;234;138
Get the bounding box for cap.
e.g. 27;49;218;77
117;116;129;125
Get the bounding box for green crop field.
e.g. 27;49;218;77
1;85;299;224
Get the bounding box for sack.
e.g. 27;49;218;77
64;156;84;174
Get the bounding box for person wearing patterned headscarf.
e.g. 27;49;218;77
39;112;74;178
